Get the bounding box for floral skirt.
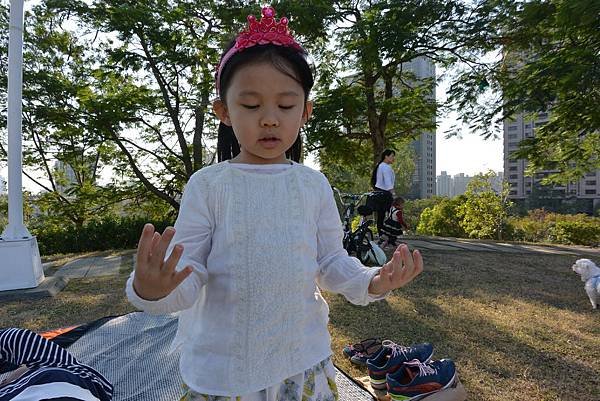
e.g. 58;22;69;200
180;357;338;401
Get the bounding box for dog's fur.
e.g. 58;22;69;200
572;258;600;309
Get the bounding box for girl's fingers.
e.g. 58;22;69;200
136;223;155;265
154;227;175;265
163;244;183;274
171;266;193;288
401;244;414;271
151;231;161;251
413;249;423;276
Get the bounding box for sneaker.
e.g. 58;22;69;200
386;359;457;401
342;337;381;360
367;343;434;392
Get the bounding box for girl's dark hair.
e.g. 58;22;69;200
370;149;396;188
216;42;314;163
393;196;405;205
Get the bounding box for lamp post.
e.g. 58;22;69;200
0;0;44;291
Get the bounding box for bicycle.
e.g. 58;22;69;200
332;186;386;265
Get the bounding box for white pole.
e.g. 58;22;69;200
2;0;30;240
0;0;43;292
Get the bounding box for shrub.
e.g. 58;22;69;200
459;192;510;240
32;216;174;255
550;219;600;246
416;197;466;237
404;197;445;231
508;209;600;246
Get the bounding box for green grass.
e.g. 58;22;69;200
329;250;600;401
2;248;599;400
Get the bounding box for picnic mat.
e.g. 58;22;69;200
64;312;376;401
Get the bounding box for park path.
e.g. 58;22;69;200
2;238;597;302
399;236;599;255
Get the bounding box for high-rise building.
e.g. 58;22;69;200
504;112;600;212
404;57;436;199
452;173;472;197
436;171;503;198
490;171;504;193
436;171;452;197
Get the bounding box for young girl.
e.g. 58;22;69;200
379;197;410;248
126;6;423;401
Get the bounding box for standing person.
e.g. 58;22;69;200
126;6;423;401
370;149;396;236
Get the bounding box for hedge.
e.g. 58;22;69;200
31;217;174;256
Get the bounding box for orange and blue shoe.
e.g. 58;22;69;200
386;358;457;401
367;343;433;392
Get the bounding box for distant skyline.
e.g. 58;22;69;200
435;115;504;177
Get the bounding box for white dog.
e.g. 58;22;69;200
572;258;600;309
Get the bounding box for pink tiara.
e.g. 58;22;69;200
216;6;303;95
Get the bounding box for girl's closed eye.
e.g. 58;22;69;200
242;104;260;109
279;105;295;110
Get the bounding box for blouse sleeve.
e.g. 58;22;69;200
314;177;388;305
125;173;212;314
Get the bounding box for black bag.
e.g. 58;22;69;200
366;190;392;212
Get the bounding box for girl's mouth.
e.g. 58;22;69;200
258;137;281;149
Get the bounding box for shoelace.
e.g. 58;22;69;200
406;359;437;377
389;343;410;359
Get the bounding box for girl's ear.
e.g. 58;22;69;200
302;101;313;125
213;99;231;126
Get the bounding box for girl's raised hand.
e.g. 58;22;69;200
132;224;193;301
368;244;423;295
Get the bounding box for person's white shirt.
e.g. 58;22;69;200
375;162;395;191
126;161;387;396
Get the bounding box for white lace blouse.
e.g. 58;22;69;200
125;161;386;396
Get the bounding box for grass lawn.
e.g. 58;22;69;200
1;248;598;400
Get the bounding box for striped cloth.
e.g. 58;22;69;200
0;328;113;401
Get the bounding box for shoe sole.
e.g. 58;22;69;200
350;358;368;367
388;372;458;401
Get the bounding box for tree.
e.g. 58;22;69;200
0;2;139;226
305;0;500;173
1;1;335;218
320;138;415;195
458;171;512;240
447;0;600;184
45;0;331;211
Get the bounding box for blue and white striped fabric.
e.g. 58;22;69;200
0;328;113;401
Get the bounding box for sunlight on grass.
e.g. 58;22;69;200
326;250;600;401
1;249;598;400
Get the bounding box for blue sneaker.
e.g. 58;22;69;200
386;359;457;401
367;343;434;392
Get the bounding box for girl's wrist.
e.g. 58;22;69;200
368;274;387;296
132;278;165;301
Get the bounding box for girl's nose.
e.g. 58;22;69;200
260;112;279;128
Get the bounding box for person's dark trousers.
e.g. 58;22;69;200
373;188;393;236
